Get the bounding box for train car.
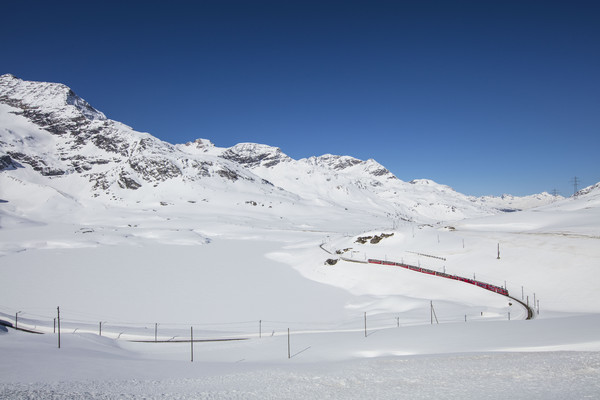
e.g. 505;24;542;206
365;256;510;297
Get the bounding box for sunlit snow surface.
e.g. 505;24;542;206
1;179;600;398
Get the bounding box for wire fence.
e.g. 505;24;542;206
0;298;529;345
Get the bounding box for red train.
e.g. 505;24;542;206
368;258;509;296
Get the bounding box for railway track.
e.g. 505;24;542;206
322;244;535;321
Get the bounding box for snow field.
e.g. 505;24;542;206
1;179;600;397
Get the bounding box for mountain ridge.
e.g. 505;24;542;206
0;74;567;225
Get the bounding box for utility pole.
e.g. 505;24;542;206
571;177;580;198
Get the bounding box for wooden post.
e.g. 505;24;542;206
190;326;193;362
57;306;61;349
497;243;500;259
430;302;439;324
259;320;262;339
522;286;524;301
53;318;56;333
287;328;290;359
99;322;102;336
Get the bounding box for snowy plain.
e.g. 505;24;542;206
1;182;600;399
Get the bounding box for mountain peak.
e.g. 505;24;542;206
220;143;291;168
0;74;106;121
181;138;215;152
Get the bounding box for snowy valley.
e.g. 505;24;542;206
1;75;599;399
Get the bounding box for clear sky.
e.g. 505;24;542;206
2;0;599;196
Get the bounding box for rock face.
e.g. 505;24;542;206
0;74;565;222
575;183;600;197
219;143;292;169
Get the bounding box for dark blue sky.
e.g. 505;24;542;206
3;0;599;196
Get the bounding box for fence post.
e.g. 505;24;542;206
57;306;61;349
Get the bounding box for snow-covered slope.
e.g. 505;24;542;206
1;74;561;227
475;192;563;211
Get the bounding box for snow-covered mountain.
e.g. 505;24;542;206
0;74;563;225
474;192;562;212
